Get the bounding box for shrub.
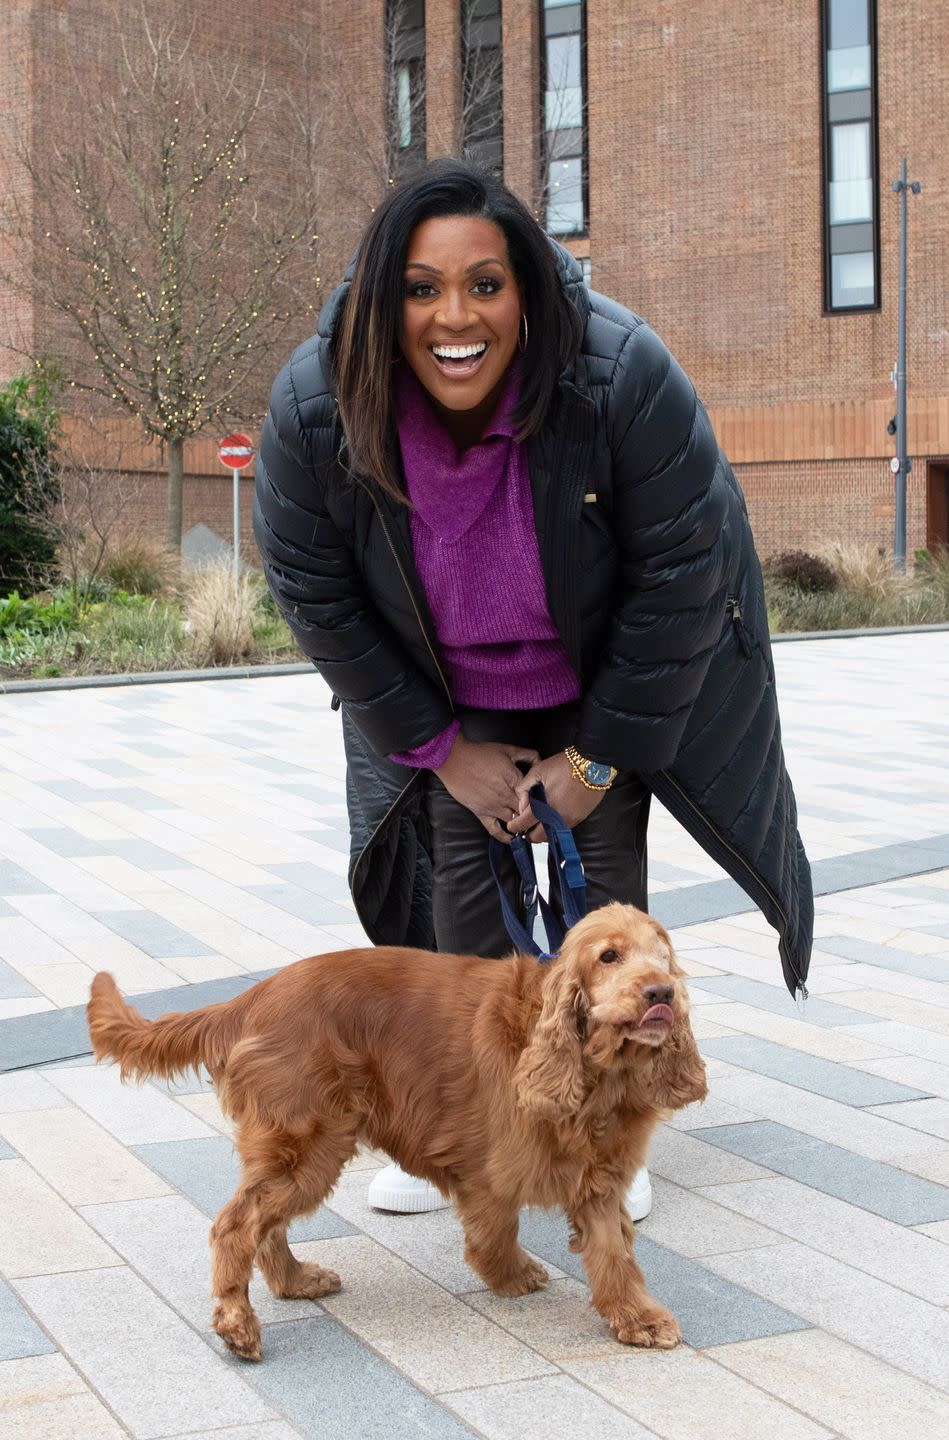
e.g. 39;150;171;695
764;550;838;593
183;558;258;666
0;371;60;594
817;541;896;600
100;534;181;597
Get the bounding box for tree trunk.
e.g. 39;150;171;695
166;435;184;550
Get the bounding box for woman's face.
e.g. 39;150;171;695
400;215;524;418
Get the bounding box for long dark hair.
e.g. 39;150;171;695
332;158;584;499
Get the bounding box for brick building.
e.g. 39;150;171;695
3;0;947;560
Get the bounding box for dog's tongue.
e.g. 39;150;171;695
639;1004;675;1028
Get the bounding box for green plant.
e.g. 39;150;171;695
0;370;60;594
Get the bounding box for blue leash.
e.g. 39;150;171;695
488;783;587;961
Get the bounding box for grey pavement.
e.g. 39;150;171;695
0;632;948;1438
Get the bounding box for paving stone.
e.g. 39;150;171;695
85;758;145;778
248;1317;477;1439
515;1207;807;1349
132;1136;356;1240
687;975;877;1026
699;1034;931;1106
24;827;106;857
646;1126;771;1187
45;1062;217;1144
246;884;357;926
694;1120;949;1223
696;1000;898;1062
563;1346;832;1440
265;862;359;906
167;1427;303;1440
444;1373;659;1439
703;1240;949;1393
0;957;44;1001
816;935;949;982
0;1278;56;1360
865;1097;949;1140
0;861;52;896
707;1070;949;1161
81;1195;325;1330
0;1352;127;1438
836;1020;949;1066
847;1053;949;1100
0;1159;119;1276
707;1328;949;1440
295;1233;555;1393
94;908;215;958
0;1069;66;1112
698;1175;949;1304
636;1177;780;1257
17;1267;277;1437
0;1105;173;1206
109;838;190;870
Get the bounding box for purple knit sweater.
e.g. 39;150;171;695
389;360;579;770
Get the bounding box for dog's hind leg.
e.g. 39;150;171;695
210;1122;352;1359
456;1186;548;1297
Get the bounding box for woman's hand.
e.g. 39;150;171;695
508;751;607;842
434;735;540;842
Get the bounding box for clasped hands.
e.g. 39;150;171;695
434;735;607;843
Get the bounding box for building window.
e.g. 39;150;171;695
387;0;426;180
462;0;503;177
822;0;879;310
541;0;587;236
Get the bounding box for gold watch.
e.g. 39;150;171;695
564;745;618;791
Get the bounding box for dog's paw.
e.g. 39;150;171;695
278;1262;342;1301
610;1305;681;1349
491;1256;549;1297
212;1302;262;1361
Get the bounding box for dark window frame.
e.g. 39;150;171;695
819;0;881;314
539;0;589;239
461;0;504;179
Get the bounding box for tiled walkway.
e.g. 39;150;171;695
1;631;948;1439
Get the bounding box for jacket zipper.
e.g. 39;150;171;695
726;595;753;658
656;767;808;997
369;493;454;707
349;492;455;919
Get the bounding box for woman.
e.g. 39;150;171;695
254;159;813;1216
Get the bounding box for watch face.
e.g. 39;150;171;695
585;760;613;785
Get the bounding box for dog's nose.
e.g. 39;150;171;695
642;983;674;1006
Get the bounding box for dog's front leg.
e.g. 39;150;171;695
568;1192;680;1348
455;1185;549;1297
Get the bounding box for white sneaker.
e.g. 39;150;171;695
367;1163;450;1214
626;1166;652;1222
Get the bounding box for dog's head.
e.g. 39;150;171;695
514;902;707;1120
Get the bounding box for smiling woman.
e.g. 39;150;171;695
399;215;524;447
254;157;813;1224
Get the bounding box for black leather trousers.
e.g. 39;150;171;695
424;704;650;957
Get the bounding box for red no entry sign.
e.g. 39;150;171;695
218;433;254;469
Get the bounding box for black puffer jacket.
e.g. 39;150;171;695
254;246;813;995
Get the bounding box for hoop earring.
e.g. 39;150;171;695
519;313;529;352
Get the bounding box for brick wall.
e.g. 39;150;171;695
737;456;929;560
4;0;946;563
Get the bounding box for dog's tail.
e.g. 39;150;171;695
87;972;242;1083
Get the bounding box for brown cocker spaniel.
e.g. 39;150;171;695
87;902;707;1359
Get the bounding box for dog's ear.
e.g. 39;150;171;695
646;1015;708;1112
514;966;588;1120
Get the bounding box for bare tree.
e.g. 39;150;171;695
3;5;323;549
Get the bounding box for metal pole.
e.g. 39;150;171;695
892;158;922;571
232;467;241;592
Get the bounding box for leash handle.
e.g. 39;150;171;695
487;783;587;959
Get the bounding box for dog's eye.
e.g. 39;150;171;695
598;948;620;964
